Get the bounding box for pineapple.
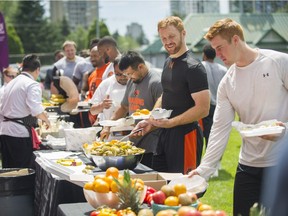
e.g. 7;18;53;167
114;170;141;213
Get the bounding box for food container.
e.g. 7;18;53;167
151;108;172;119
64;127;102;151
91;154;144;171
83;186;147;209
83;189;120;209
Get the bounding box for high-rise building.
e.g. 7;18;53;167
229;0;288;13
170;0;223;17
170;0;288;17
50;0;99;30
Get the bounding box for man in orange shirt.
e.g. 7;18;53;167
82;46;109;101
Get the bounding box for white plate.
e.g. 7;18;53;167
240;126;285;137
131;114;150;120
99;120;121;127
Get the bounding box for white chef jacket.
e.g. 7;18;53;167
0;72;44;137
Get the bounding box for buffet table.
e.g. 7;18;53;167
33;150;154;216
34;151;87;216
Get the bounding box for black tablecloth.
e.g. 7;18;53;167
34;158;86;216
57;202;94;216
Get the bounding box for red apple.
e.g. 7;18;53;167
178;206;201;216
201;210;216;216
152;191;166;204
215;210;227;216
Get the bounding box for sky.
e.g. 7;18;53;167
99;0;170;42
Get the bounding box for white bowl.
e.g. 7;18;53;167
83;189;119;209
83;185;147;209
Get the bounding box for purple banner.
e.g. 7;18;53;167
0;12;9;72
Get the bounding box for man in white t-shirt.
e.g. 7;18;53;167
90;56;128;122
188;18;288;216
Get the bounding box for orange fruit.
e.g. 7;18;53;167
105;167;119;178
132;112;141;116
94;174;106;181
164;196;179;206
198;204;213;212
140;109;150;115
93;179;110;193
110;181;118;193
105;175;114;187
84;181;94;190
173;183;187;196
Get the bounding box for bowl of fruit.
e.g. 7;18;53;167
150;183;199;215
83;168;146;209
86;140;145;171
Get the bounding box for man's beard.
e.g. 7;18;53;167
104;55;109;63
166;36;183;55
132;79;141;84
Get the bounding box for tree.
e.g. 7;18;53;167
0;2;24;54
136;31;149;46
112;30;120;41
13;0;46;53
87;19;110;42
37;21;65;53
117;36;140;52
7;24;24;55
67;26;89;51
0;1;18;22
61;17;70;37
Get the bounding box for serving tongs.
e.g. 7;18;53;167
116;128;144;144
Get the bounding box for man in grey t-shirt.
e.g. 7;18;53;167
52;40;84;79
100;51;163;168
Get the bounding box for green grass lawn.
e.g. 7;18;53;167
199;127;242;215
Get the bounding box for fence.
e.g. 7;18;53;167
9;53;55;66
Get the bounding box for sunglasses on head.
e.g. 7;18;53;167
5;73;16;79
